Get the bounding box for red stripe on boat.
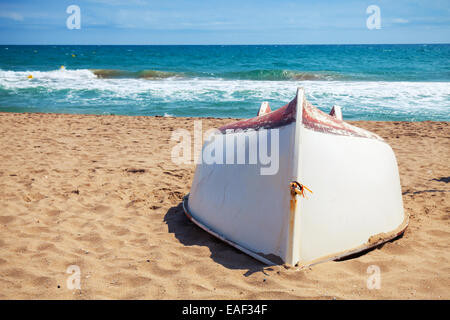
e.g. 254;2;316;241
219;97;297;132
302;102;381;139
219;96;381;140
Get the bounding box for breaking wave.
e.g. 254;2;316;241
91;69;183;79
0;68;341;82
89;68;339;81
216;69;341;81
0;68;448;121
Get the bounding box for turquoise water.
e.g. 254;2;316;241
0;44;449;120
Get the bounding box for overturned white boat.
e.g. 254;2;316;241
183;87;408;267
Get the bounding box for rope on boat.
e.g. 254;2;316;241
290;181;313;198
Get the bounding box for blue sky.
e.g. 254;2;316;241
0;0;449;44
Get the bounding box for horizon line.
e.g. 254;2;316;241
1;42;449;46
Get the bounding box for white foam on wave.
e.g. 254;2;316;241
0;69;449;117
0;69;97;84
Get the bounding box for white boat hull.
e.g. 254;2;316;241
184;88;408;266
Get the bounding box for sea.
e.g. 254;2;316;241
0;44;449;121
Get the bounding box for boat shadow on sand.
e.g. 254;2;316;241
164;203;406;276
164;203;267;276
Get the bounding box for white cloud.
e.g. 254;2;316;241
392;18;409;24
0;12;24;22
88;0;148;5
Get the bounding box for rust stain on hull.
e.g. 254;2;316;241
287;190;298;265
289;198;296;236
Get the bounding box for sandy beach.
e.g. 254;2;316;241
0;112;448;299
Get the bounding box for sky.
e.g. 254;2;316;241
0;0;449;44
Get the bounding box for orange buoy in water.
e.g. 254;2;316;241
28;74;33;79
